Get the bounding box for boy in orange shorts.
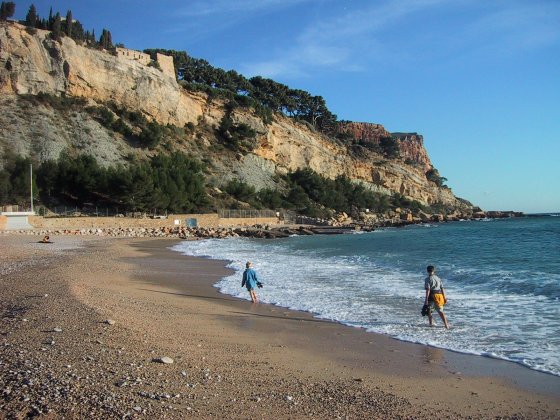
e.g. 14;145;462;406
424;265;449;329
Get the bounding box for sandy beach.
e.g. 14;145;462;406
1;234;559;419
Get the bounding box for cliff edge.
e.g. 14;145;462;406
0;22;472;213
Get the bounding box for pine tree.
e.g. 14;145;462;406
51;12;62;40
25;4;37;27
0;1;16;20
99;29;113;49
70;20;85;42
65;10;72;37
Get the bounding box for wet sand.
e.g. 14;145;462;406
1;235;559;418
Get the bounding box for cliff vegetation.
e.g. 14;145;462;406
0;3;475;221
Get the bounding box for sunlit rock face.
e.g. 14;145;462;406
0;22;471;211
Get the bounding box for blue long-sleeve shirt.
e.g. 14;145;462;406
242;268;259;290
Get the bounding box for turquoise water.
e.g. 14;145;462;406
172;215;560;376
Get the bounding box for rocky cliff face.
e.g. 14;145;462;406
0;22;471;211
392;133;432;172
337;121;390;143
0;22;202;126
337;122;432;171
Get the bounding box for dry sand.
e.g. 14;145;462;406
0;234;559;419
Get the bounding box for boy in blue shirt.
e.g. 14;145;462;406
241;261;261;303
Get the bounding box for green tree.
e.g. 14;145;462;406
51;12;62;40
55;154;101;206
225;179;257;205
0;1;15;20
0;156;36;206
0;167;10;203
99;29;113;49
137;121;163;149
217;108;257;152
25;4;37;27
69;19;85;41
257;188;283;209
65;10;72;37
286;184;312;213
380;136;400;159
36;159;59;202
426;167;447;187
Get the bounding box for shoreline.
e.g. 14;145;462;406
0;210;536;241
148;239;560;397
1;235;559;418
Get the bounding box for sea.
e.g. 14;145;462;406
171;214;560;377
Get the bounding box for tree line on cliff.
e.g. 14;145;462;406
7;2;437;166
1;2;451;215
2;2;113;49
144;48;339;136
0;152;429;217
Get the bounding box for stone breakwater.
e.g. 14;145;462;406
1;210;525;240
1;225;328;240
2;226;239;239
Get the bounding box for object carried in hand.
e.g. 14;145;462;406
256;281;263;288
421;304;430;317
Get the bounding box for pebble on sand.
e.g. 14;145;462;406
153;357;174;364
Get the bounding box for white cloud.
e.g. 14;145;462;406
466;2;560;51
176;0;327;17
241;0;560;79
240;0;449;78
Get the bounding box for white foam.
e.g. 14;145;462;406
171;237;560;377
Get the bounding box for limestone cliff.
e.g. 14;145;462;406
0;22;471;212
336;122;432;172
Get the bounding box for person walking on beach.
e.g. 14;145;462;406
424;265;450;329
241;261;262;303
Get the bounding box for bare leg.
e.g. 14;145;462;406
250;290;258;303
438;311;449;329
428;313;434;327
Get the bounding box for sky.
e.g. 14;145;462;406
12;0;560;213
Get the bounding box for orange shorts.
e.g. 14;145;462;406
430;293;445;311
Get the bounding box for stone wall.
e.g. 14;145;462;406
25;214;281;230
156;53;175;78
116;48;174;79
116;47;150;65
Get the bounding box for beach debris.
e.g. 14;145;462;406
285;395;294;402
115;379;128;388
52;327;63;333
138;391;175;400
152;356;174;364
104;319;116;325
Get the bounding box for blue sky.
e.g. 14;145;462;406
13;0;560;213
